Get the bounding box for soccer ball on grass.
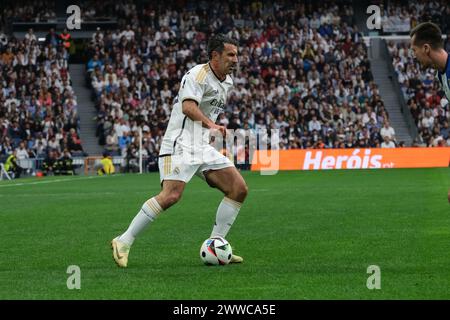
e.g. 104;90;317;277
200;237;233;265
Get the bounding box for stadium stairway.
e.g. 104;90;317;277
70;64;103;156
369;42;414;146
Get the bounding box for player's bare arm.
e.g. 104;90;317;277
182;99;227;136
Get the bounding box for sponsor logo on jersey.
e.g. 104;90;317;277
210;98;225;109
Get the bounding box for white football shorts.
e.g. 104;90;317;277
158;144;234;183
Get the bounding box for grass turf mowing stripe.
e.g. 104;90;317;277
0;168;449;299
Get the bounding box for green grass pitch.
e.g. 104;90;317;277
0;168;449;299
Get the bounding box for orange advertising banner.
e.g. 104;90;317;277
250;147;450;171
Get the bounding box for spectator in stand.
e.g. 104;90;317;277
105;128;119;154
381;136;396;148
48;136;61;153
118;131;131;156
87;54;103;73
24;28;36;42
440;120;450;140
45;28;59;47
67;128;85;155
76;0;394;164
380;121;396;142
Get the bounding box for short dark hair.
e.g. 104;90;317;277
410;22;443;49
207;34;239;59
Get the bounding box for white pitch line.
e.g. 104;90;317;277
0;174;121;188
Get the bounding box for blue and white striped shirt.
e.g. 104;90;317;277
436;52;450;100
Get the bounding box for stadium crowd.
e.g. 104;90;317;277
389;40;450;147
0;27;85;174
1;0;449;178
1;0;56;25
369;0;450;35
86;0;398;165
0;0;128;25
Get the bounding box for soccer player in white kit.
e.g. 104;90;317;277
112;34;248;267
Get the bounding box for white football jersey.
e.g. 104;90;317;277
159;63;234;155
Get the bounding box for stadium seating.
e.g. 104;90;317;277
370;0;449;35
85;0;391;163
1;0;449;178
0;26;85;171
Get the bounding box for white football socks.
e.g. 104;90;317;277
210;197;242;238
118;197;163;246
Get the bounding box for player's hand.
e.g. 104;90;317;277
209;124;227;137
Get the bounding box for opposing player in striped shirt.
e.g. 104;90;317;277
410;22;450;101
